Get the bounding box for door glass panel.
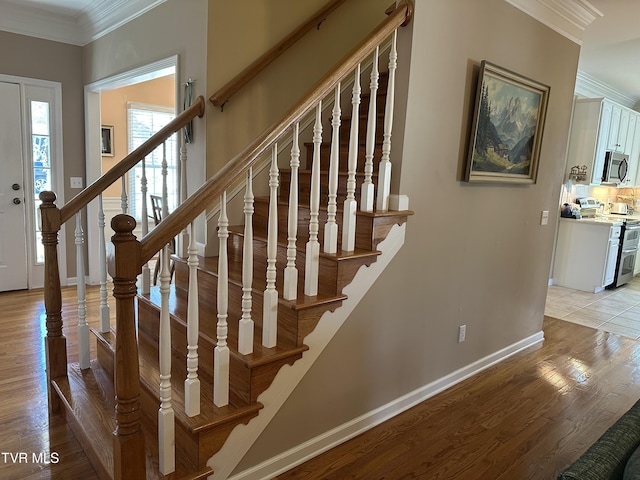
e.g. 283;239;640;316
31;101;50;135
30;100;51;265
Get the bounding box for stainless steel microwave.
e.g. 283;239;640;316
602;151;629;184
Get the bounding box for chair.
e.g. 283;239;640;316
149;194;175;285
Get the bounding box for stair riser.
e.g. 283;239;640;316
279;170;379;206
137;366;260;471
173;258;345;347
253;198;397;251
302;143;383;171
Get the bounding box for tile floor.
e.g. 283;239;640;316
545;276;640;339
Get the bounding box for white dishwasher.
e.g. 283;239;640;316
553;218;622;293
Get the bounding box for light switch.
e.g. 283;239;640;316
70;177;83;189
540;210;549;225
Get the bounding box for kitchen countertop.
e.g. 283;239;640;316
559;215;627;226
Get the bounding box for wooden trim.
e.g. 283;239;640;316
141;0;414;263
59;96;205;225
209;0;348;108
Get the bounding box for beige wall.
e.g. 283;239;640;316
206;0;392;175
235;0;579;470
84;0;208;205
0;30;84;277
100;76;175;197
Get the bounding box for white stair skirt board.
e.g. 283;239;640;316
228;330;544;480
208;221;409;480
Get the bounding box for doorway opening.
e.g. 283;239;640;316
84;56;178;284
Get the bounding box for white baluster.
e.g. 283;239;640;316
263;145;279;348
342;64;361;252
324;83;341;254
179;139;189;258
184;222;200;417
98;194;110;333
284;123;300;300
238;168;254;355
361;46;379;213
162;141;169;220
120;176;128;214
75;211;89;369
377;30;397;212
140;157;150;294
214;192;230;407
158;244;175;474
305;102;322;297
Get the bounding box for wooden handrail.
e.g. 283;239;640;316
209;0;348;109
59;96;206;225
141;0;413;262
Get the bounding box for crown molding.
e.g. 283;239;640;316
0;0;166;46
504;0;602;44
574;71;638;109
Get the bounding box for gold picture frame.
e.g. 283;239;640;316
465;61;550;184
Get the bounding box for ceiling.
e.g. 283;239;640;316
0;0;166;46
577;0;640;107
0;0;637;106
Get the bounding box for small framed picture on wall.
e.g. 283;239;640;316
101;125;114;157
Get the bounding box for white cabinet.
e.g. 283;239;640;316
566;98;640;186
566;98;611;185
553;219;621;293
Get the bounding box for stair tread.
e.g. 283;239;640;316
253;195;412;219
136;333;265;433
52;361;213;479
138;286;312;362
185;251;354;305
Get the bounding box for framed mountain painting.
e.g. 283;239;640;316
465;61;550;183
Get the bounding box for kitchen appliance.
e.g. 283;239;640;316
576;197;600;217
602;151;629;184
608;219;640;288
610;202;629;215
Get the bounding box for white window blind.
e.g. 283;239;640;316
127;102;177;221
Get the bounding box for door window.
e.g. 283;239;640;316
30;100;51;264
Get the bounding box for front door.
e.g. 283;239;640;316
0;82;28;291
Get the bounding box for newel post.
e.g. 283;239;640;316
108;214;146;480
40;191;66;413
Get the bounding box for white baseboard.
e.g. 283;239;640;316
229;330;544;480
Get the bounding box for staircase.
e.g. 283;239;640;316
39;2;413;479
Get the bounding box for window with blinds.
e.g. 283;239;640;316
127;102;177;221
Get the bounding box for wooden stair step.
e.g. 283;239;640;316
51;361;213;479
171;254;348;345
252;196;413;250
93;323;266;471
224;224;381;298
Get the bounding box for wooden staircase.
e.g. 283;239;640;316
39;3;415;478
50;64;411;478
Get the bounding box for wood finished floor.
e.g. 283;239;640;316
2;286;640;479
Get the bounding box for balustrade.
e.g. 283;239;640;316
37;3;411;475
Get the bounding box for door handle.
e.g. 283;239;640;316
12;198;21;205
12;184;20;191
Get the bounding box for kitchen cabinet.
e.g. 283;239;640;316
566;98;640;186
553;219;621;293
623;114;640;186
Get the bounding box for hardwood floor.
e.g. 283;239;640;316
2;285;640;479
0;287;100;480
276;316;640;479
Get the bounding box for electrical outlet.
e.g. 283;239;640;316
458;325;466;343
